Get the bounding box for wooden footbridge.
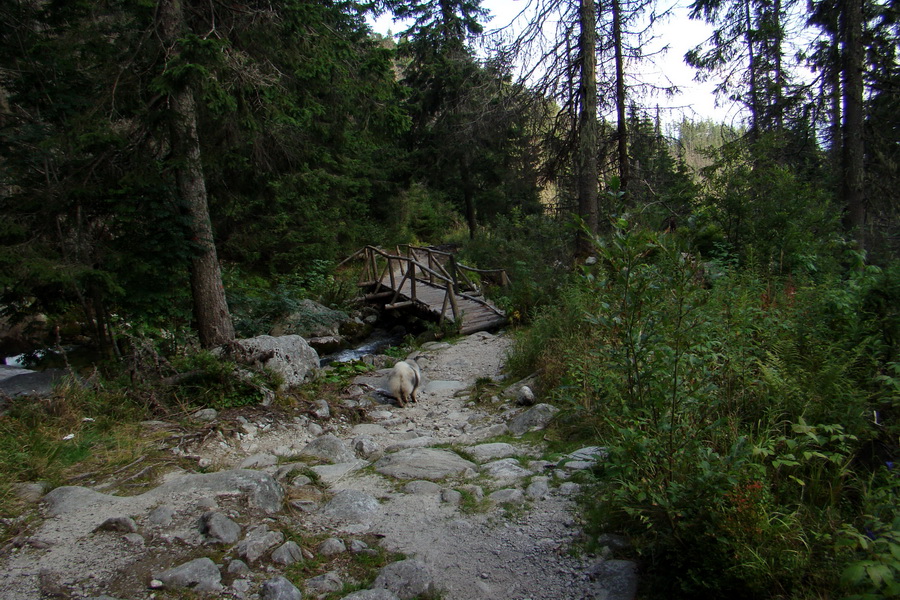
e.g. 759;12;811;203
339;245;509;334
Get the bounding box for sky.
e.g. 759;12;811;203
368;0;748;127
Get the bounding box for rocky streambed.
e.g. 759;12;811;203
0;331;638;600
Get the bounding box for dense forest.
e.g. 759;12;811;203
1;0;899;598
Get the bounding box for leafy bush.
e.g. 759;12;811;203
516;220;899;598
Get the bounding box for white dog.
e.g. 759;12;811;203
388;360;421;408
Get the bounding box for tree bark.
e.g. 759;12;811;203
612;0;629;193
577;0;600;256
841;0;866;252
459;155;477;239
158;0;235;347
744;1;760;140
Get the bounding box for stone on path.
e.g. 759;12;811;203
488;488;526;506
260;575;303;600
240;453;278;469
467;442;517;462
321;489;380;524
199;511;241;544
318;537;347;556
300;434;356;463
403;480;441;495
586;560;639;600
271;541;304;566
507;403;559;435
372;559;437;600
236;526;284;563
306;570;342;594
482;458;531;481
154;557;222;593
375;448;476;481
218;335;319;390
309;460;368;484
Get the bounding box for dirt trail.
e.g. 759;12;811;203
0;331;636;600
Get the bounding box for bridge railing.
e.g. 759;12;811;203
338;245;508;323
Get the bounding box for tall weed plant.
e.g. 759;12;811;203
516;219;899;598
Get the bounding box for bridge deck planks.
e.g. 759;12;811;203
375;266;507;334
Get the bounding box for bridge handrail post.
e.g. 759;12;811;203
448;255;459;295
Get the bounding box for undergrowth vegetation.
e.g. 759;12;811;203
511;219;900;599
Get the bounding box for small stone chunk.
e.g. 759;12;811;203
154;557;222;592
199;511;241;544
516;385;536;406
260;575;303;600
458;484;484;500
317;537;346;556
557;482;582;496
227;559;251;576
312;399;331;419
440;489;462;505
349;539;370;553
94;516;138;533
488;488;526;506
236;525;285;563
526;477;551;500
372;559;436;600
271;541;304;566
306;570;342;594
353;435;380;458
192;408;218;422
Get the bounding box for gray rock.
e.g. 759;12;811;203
218;335;319;390
458;484;484;500
467;443;517;463
154;557;222;592
94;516;137;533
560;446;609;469
240;453;278;469
318;537;347;556
516;385;536;406
557;482;582;496
308;422;324;436
586;560;639;600
300;434;356;464
353;436;380;458
306;571;342;594
526;477;551;500
385;436;436;452
372;559;436;600
148;505;175;526
272;541;304;566
403;480;441;495
192;408;218;422
312;399;331;419
198;511;241;544
482;458;531;481
501;373;539;400
0;368;67;398
309;460;367;484
228;559;251;576
440;489;462;505
123;533;144;546
341;590;400;600
488;488;526;506
236;525;285;563
507;403;559;435
261;575;303;600
321;489;379;524
375;448;476;481
349;539;370;553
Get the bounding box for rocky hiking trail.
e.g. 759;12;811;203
0;331;638;600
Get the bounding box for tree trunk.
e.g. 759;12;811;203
612;0;629;193
841;0;866;252
459;155;477;239
577;0;600;256
744;2;760;139
158;0;235;348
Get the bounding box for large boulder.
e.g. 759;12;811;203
220;335;319;390
272;299;349;338
372;560;436;600
375;448;476;481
